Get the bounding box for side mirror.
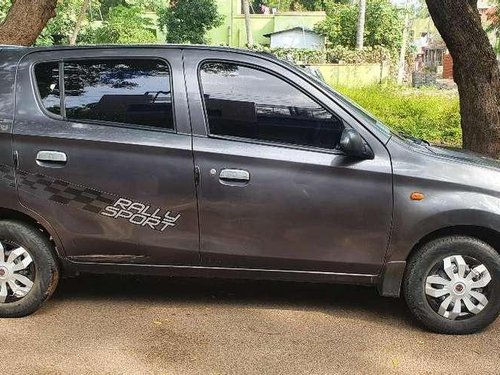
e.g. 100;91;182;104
339;128;374;159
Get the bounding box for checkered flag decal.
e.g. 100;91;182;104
17;170;116;214
0;164;15;188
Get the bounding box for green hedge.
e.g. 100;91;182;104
251;45;392;65
336;85;462;147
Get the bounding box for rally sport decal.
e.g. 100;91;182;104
101;198;180;232
15;168;181;231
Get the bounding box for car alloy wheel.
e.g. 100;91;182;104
425;255;492;320
0;240;35;303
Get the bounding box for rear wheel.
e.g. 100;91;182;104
404;236;499;334
0;220;59;317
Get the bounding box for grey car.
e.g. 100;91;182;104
0;45;498;334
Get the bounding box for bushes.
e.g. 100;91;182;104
336;85;462;146
326;45;393;64
252;46;392;65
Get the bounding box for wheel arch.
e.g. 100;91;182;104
409;225;500;258
379;224;500;297
0;207;66;259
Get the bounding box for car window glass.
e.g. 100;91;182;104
63;59;174;130
34;62;61;116
200;62;344;150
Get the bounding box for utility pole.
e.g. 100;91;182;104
356;0;366;50
242;0;254;47
397;0;411;85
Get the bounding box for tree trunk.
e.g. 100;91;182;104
242;0;253;47
426;0;500;159
69;0;91;45
0;0;57;46
356;0;366;50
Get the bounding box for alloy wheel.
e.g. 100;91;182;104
425;255;492;320
0;240;35;303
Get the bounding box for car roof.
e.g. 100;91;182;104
2;44;278;60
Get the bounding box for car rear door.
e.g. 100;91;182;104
184;50;393;275
13;48;199;265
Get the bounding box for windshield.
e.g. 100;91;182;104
278;59;433;145
292;63;435;146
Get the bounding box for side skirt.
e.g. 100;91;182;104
62;259;379;286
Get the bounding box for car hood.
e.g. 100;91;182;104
424;145;500;171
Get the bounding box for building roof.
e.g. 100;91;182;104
263;27;318;38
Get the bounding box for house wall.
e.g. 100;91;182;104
270;30;324;49
206;0;326;47
311;63;390;87
231;16;275;46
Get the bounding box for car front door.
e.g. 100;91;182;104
13;48;199;265
185;50;393;275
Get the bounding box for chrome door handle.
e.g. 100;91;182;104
36;151;67;167
219;169;250;183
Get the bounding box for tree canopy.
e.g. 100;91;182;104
315;0;403;51
0;0;162;45
158;0;222;44
80;4;157;44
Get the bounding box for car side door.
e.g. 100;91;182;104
13;48;199;265
184;50;393;276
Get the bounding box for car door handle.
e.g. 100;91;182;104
36;151;67;167
219;169;250;185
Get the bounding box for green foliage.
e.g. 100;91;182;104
253;46;326;64
252;45;392;65
35;0;91;46
27;0;159;46
0;0;12;22
326;45;393;63
337;85;461;146
80;5;156;44
315;0;403;52
255;0;322;11
255;0;348;12
99;0;166;16
158;0;223;44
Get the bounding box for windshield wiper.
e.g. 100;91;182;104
400;132;431;146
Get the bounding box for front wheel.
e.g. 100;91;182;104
404;236;499;334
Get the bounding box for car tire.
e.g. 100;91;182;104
403;236;500;334
0;220;59;318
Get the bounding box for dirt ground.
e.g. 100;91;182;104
0;275;498;375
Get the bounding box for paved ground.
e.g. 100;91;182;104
0;275;498;375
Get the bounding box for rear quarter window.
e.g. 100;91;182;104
34;62;61;116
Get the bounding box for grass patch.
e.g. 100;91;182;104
335;85;462;147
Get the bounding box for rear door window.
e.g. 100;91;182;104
34;59;174;131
